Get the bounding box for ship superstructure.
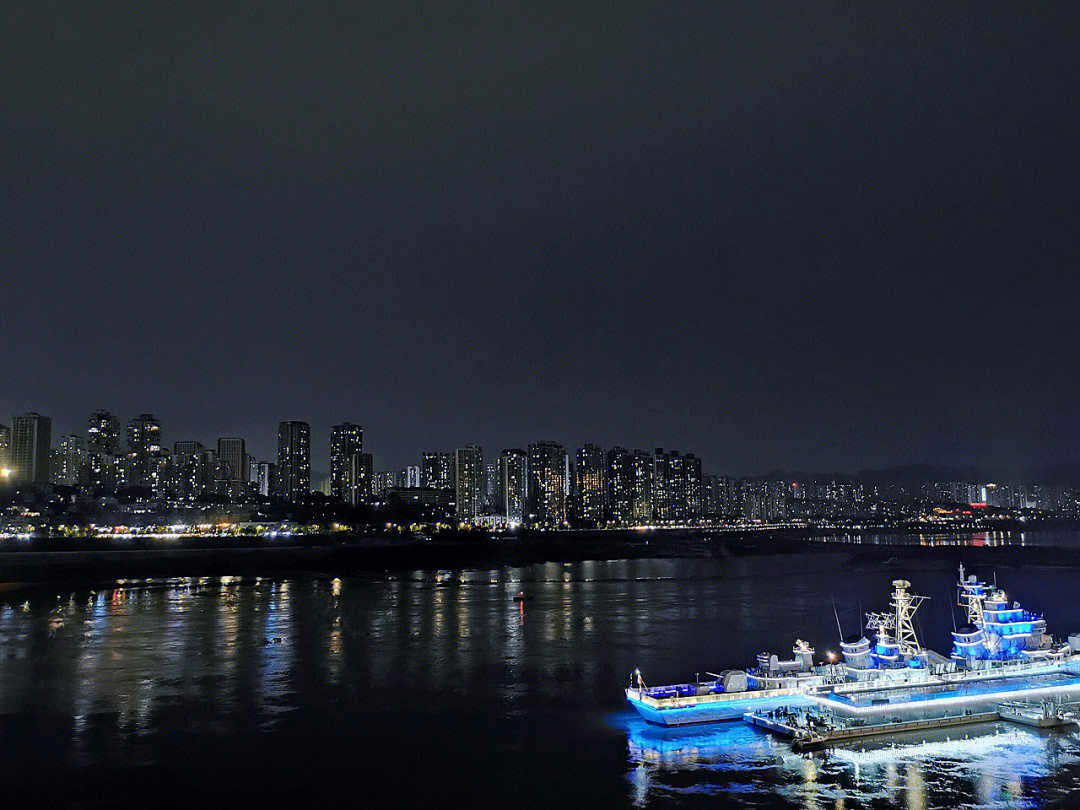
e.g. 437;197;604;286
627;566;1080;733
839;579;947;679
952;564;1050;664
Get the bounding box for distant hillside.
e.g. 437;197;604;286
1028;463;1080;487
853;464;984;485
742;463;1080;486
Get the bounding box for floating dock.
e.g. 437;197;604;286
746;699;1080;751
746;708;1001;751
997;700;1080;729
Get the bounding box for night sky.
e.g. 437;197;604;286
4;3;1080;476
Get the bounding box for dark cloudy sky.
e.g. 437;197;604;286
3;3;1080;476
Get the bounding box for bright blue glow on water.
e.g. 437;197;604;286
614;709;1080;808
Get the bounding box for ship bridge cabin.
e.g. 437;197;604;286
952;567;1049;664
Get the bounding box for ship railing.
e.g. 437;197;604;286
810;673;945;698
940;656;1071;683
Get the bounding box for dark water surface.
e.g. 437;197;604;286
3;541;1080;808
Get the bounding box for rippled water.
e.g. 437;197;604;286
2;548;1080;807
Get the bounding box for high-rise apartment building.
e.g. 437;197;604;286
630;450;654;524
346;452;372;505
172;441;207;498
685;453;703;519
606;447;632;525
498;449;527;525
53;433;85;487
454;445;483;523
126;414;162;489
0;423;10;475
422;452;454;490
11;412;52;485
652;449;702;522
217;437;247;483
277;421;310;502
257;461;277;498
86;410;120;489
87;410;120;456
527;441;568;528
329;423;363;502
484;461;498;511
574;444;605;526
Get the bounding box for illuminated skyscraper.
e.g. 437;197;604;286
217;437;247;483
347;452;373;505
685;453;703;519
277;421;310;502
11;412;51;485
329;423;363;502
86;409;120;489
422;452;454;490
53;433;85;487
484;460;498;511
630;450;654;524
126;414;162;489
406;465;421;488
256;461;277;498
0;423;10;476
173;441;207;498
454;445;483;523
704;475;734;520
605;446;632;525
574;444;604;526
498;449;527;525
373;470;397;497
652;449;702;522
87;410;120;456
527;441;568;528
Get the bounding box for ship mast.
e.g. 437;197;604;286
890;579;928;655
957;564;986;628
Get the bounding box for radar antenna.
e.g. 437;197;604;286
865;611;895;637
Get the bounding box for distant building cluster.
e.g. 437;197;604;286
3;409;1080;534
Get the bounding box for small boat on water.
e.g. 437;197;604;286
512;591;531;603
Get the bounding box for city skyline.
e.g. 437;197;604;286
10;401;1080;488
8;403;1080;485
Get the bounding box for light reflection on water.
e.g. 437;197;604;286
1;545;1080;806
618;712;1080;808
812;529;1080;548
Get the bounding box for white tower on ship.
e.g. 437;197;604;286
890;579;928;655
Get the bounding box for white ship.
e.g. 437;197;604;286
627;567;1080;727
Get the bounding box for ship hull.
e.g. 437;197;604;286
626;688;811;726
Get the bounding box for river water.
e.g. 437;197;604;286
2;540;1080;808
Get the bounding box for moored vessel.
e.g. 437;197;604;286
628;566;1080;734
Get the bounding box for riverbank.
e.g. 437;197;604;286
0;525;1078;584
